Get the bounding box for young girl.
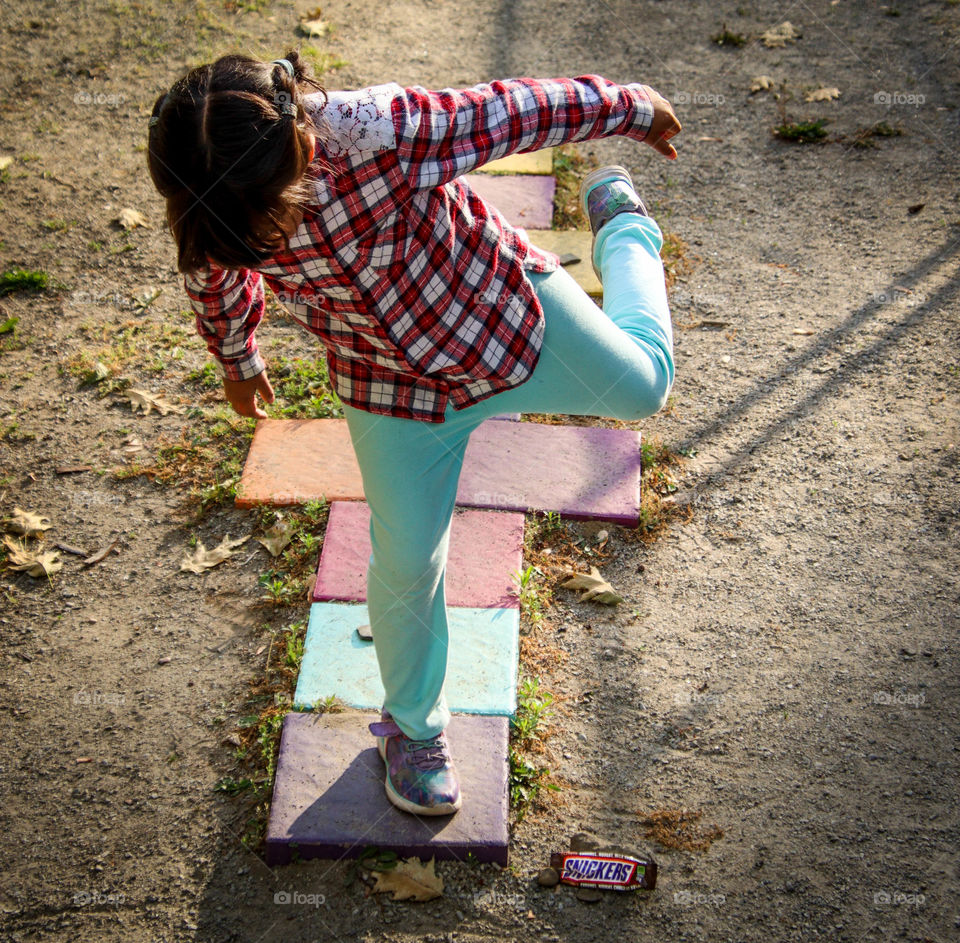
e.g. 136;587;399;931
148;52;680;817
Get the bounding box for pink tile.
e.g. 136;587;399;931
463;174;556;229
314;502;524;609
458;421;642;525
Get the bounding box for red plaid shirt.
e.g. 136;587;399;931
184;75;655;422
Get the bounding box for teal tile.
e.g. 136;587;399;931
295;602;518;715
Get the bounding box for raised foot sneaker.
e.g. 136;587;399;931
368;710;462;816
579;165;649;280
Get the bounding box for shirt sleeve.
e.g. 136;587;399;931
183;265;267;382
391;75;656;189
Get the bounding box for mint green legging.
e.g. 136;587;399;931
341;213;674;740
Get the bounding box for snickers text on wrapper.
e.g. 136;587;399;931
549;852;658;891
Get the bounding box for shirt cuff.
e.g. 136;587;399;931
214;349;266;383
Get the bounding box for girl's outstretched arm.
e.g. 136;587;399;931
387;75;676;189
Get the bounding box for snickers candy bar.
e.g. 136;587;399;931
549;851;657;891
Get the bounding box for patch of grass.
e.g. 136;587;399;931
299;46;347;77
0;268;49;296
712;25;748;46
773;119;829;143
511;564;550;629
851;121;904;148
552;144;597;229
186;360;221;390
661;230;693;288
255;500;329;605
509;675;559;823
639;807;723;852
41;218;72;232
270;356;343;419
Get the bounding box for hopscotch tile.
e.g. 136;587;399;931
235;418;357;509
477;149;554;175
314;502;524;609
525;229;603;298
294;602;519;715
237;419;642;525
458;421;642;525
265;710;509;865
464;174;555;229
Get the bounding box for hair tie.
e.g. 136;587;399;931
272;58;295;78
279;101;297;118
148;92;168;129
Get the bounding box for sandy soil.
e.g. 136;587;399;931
0;1;958;941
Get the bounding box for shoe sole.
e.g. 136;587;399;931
578;164;635;221
376;737;463;816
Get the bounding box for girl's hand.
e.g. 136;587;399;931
643;87;682;160
223;370;275;419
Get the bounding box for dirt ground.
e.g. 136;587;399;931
1;0;958;941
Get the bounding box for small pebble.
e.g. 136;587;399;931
537;867;560;887
576;887;603;903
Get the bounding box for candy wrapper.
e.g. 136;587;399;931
549;851;657;891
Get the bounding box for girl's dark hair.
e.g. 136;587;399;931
147;51;326;272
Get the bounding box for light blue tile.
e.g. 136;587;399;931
295;602;519;715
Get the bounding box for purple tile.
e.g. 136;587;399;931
265;711;509;866
463;174;556;229
314;503;524;609
458;421;642;525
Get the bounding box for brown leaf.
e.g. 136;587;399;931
760;21;800;47
805;86;840;103
561;565;623;605
257;518;297;557
6;507;52;537
126;388;183;416
180;535;249;574
371;857;444;902
3;535;62;578
117;207;149;229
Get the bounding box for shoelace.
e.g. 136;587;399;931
404;736;448;771
370;719;449;771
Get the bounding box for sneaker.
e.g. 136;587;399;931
368;710;462;815
579;165;648;279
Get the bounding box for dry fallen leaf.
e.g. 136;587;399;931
371;857;444;902
6;507;52;537
3;535;62;578
298;16;329;37
121;435;145;460
180;535;249;574
126;388;183;416
257;518;297;557
792;328;816;336
117;207;149;229
561;566;623;605
750;75;775;93
760;21;800;47
805;86;840;102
